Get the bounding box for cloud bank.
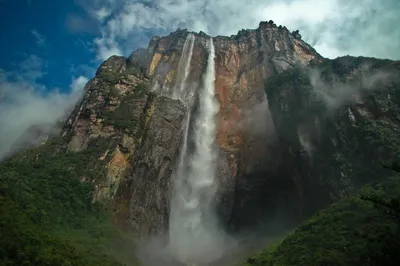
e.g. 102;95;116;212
0;55;87;160
75;0;400;61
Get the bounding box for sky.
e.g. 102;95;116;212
0;0;399;159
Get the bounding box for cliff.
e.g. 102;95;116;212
14;20;400;234
2;19;400;265
131;21;323;231
239;57;400;265
60;55;187;234
51;20;323;236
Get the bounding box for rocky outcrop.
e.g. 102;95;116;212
60;55;187;236
58;20;325;233
127;21;322;228
61;55;149;204
56;20;400;236
251;57;400;227
128;96;186;235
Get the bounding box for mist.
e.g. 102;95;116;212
0;72;87;161
239;93;277;143
309;63;397;111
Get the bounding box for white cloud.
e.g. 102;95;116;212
70;75;89;93
94;34;122;61
92;7;112;22
308;63;399;114
69;63;97;79
31;29;46;47
0;55;87;161
79;0;400;61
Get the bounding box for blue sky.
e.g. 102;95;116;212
1;0;399;94
0;0;96;92
0;0;399;159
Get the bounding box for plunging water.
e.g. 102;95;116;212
172;33;195;101
170;33;195;184
168;38;228;264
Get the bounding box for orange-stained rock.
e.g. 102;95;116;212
128;23;323;229
142;23;321;184
61;22;323;234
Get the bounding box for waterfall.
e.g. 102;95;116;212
172;33;195;102
169;38;226;264
174;33;195;184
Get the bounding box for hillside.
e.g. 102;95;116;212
0;138;139;265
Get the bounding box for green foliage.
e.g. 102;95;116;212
242;236;286;266
124;66;143;77
97;68;147;98
109;86;122;98
102;83;150;131
242;177;400;266
265;55;400;201
0;138;138;265
232;52;400;266
257;56;400;265
104;102;138;131
265;68;326;140
99;66;147;88
359;119;400;152
99;70;123;85
317;56;393;81
95;66;152;133
134;83;148;98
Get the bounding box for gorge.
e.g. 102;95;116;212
1;19;400;266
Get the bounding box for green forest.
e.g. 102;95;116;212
0;138;138;266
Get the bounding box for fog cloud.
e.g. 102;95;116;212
309;64;396;111
240;94;277;142
0;55;87;161
75;0;400;61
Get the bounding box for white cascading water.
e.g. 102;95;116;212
169;37;227;264
169;33;195;208
171;33;195;179
172;33;195;101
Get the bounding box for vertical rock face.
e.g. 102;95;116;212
60;54;187;235
128;96;186;235
61;56;151;205
56;20;399;237
129;21;322;229
261;58;400;227
60;21;324;234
